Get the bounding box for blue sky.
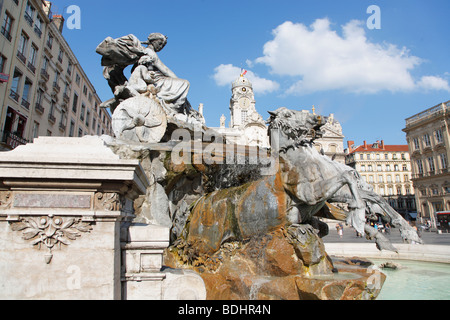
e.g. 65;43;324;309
56;0;449;145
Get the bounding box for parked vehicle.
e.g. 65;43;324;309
436;211;450;232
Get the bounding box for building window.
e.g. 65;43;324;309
423;133;431;146
10;69;23;101
397;187;402;195
58;48;64;64
78;128;83;137
401;153;406;160
377;165;382;172
46;33;53;49
72;93;79;113
80;104;85;121
367;154;371;160
32;121;39;139
54;71;60;86
75;73;81;85
67;61;73;75
384;154;388;160
360;154;364;160
376;154;380;160
60;109;67;129
368;165;373;171
428;157;435;173
36;88;44;108
403;164;407;171
42;56;49;71
395;174;401;183
18;32;29;62
28;44;38;68
388;187;394;195
24;2;36;26
69;120;75;137
435;129;443;143
360;165;366;172
368;175;374;183
22;78;32;108
378;175;383;183
1;12;14;41
379;187;385;195
34;16;43;38
387;175;392;183
386;164;391;171
0;54;7;73
417;159;424;174
86;109;90;127
440;153;448;170
413;138;420;150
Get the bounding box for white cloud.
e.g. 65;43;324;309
417;76;450;92
212;64;279;94
253;19;447;95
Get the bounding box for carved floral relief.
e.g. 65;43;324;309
10;215;93;264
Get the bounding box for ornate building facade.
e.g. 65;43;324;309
0;0;112;151
403;100;450;226
210;75;345;163
213;76;270;148
345;140;416;218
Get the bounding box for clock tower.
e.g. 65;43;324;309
229;75;256;129
214;74;269;148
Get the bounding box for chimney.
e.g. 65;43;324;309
381;140;385;150
52;14;65;33
347;140;355;152
363;140;367;149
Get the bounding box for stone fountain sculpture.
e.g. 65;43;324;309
96;33;204;143
96;33;422;300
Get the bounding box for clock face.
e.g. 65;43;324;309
239;97;250;109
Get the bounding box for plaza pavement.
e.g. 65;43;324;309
323;225;450;263
323;225;450;245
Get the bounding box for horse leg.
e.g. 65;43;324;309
365;224;398;252
339;172;367;236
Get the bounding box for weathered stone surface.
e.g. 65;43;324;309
165;224;385;300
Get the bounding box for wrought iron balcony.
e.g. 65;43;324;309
1;26;12;41
35;103;45;114
21;98;30;110
9;89;19;102
40;69;49;81
17;50;27;64
1;131;28;150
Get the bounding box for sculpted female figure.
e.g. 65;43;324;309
96;33;191;115
139;33;191;114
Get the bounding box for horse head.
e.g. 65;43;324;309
267;107;327;150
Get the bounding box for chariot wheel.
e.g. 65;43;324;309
112;96;167;143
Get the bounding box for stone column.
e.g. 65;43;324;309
0;136;149;300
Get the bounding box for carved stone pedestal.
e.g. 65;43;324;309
0;136;206;300
121;223;206;300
